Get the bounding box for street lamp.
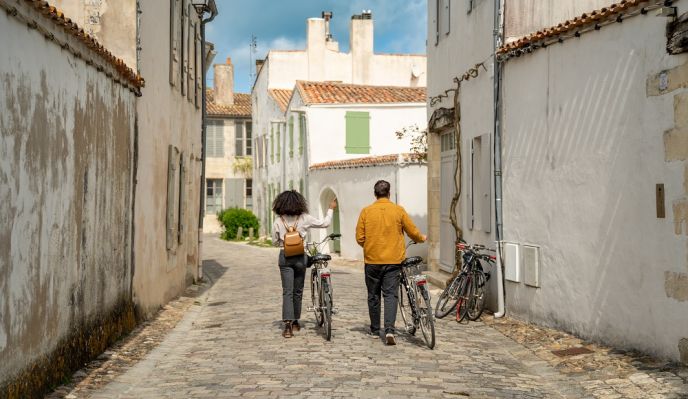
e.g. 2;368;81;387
193;0;217;281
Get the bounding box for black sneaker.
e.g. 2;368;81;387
368;330;380;338
385;333;396;345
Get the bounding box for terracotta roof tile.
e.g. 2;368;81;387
498;0;651;58
296;81;426;105
269;89;293;113
206;90;251;117
309;153;424;171
4;0;144;90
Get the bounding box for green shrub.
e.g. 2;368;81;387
217;208;260;241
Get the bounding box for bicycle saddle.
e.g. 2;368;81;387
402;256;423;267
312;254;331;263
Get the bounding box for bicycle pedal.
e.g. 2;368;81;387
331;307;339;314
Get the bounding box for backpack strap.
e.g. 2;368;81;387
280;215;299;232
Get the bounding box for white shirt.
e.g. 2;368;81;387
272;209;334;247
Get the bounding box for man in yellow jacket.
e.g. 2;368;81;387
355;180;426;345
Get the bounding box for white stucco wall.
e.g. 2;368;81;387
1;4;136;386
501;5;688;361
305;104;426;166
308;163;428;262
426;0;497;278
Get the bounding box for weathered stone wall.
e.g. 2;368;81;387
0;2;136;396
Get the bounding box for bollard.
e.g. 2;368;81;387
248;227;254;240
236;226;243;240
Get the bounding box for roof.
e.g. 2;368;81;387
206;90;251;117
296;81;426;105
309;153;424;171
269;89;293;113
498;0;654;60
1;1;144;91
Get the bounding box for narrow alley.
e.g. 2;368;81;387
52;237;688;399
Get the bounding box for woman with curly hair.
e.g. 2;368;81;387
272;190;337;338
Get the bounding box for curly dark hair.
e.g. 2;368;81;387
272;190;308;216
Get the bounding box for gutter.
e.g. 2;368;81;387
197;0;218;281
493;0;506;319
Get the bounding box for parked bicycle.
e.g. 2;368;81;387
398;241;435;349
306;233;341;341
435;241;495;322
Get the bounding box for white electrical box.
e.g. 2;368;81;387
523;245;541;287
503;242;520;282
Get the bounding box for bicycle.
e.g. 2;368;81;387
435;241;495;322
398;241;436;349
306;233;341;341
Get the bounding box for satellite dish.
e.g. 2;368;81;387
411;65;421;78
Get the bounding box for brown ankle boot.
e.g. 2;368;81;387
282;321;293;338
292;320;301;332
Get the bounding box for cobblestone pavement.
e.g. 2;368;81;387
60;236;687;398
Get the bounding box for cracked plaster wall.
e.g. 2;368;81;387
0;6;135;387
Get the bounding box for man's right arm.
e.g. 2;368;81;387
355;210;366;247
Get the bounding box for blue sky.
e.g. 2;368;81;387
206;0;427;93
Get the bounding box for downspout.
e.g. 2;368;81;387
493;0;506;318
198;1;218;281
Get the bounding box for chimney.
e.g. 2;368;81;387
255;59;265;75
350;10;374;84
322;11;340;51
213;57;234;106
307;17;327;52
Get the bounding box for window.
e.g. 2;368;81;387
440;130;456;152
299;114;305;155
288;116;294;158
345;111;371;154
245;122;252;156
206;179;223;214
246;179;253;209
205;120;225;158
235;122;244;156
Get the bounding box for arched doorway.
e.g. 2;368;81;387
319;187;340;254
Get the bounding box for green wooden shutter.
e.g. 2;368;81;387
289;116;294;158
270;124;274;164
299;178;304;194
276;125;281;162
298;114;305;156
345;111;370;154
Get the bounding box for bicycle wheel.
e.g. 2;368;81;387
416;285;436;349
467;271;486;321
311;269;324;326
398;281;416;335
322;278;332;340
456;274;472;322
435;275;462;319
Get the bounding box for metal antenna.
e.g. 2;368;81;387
249;34;258;82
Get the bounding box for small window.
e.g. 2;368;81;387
345;111;370;154
245;122;252;156
440;130;456;152
206;179;223;214
205;120;225;158
235;122;244;156
246;179;253;197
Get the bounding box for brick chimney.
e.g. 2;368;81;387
213;57;234;106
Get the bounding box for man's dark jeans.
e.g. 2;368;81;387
364;264;401;335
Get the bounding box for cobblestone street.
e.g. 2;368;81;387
60;236;688;398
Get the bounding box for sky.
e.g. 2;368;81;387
205;0;427;94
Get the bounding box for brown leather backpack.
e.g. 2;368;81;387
281;216;304;257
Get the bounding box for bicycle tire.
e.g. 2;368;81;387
417;285;436;349
435;275;462;319
322;278;332;340
398;282;416;335
467;271;486;321
311;270;324;326
456;274;472;322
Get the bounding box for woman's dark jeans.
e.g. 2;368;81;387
278;250;308;321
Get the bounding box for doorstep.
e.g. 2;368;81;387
425;270;452;289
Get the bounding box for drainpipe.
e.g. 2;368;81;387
197;0;218;282
493;0;506;319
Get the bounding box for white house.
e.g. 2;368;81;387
252;10;427;240
204;57;253;233
427;0;688;362
282;81;428;257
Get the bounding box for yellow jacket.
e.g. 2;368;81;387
355;198;424;265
